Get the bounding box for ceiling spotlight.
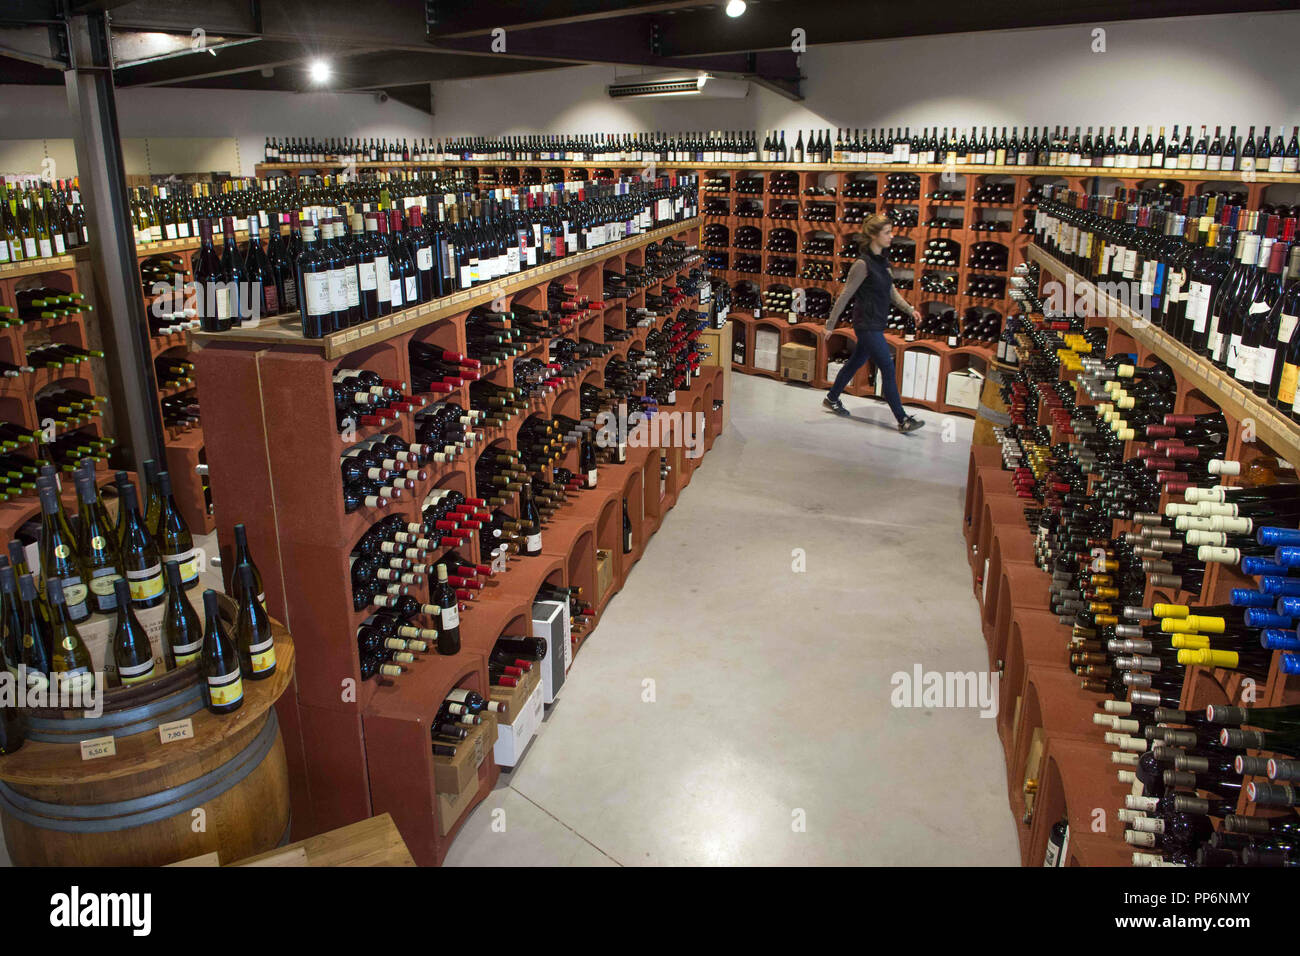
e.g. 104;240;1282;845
308;58;331;83
725;0;746;16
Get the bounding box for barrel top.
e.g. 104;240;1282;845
0;622;295;787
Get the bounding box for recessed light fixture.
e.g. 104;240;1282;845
725;0;746;17
308;58;331;84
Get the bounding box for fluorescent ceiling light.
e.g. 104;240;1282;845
308;59;331;83
725;0;747;17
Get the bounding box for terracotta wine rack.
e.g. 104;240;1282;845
193;219;726;864
965;257;1300;866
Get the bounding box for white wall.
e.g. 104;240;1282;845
429;11;1300;139
0;85;433;177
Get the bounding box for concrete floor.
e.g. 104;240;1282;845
443;373;1020;866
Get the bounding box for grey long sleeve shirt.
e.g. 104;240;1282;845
826;253;912;332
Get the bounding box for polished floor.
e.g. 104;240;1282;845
443;373;1019;866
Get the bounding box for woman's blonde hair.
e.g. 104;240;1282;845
855;214;891;255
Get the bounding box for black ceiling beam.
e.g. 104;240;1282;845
333;52;569;90
427;20;803;84
426;0;714;38
654;0;1296;55
101;0;261;38
113;38;386;87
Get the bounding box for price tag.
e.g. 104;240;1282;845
159;718;194;744
80;735;116;761
344;329;360;342
376;318;392;331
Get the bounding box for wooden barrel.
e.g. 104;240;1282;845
0;604;295;867
972;360;1014;447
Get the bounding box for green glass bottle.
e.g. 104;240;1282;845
234;563;276;680
109;577;156;687
230;523;265;605
16;573;51;693
153;471;197;589
117;480;164;608
37;479;89;622
141;458;163;536
161;560;202;668
45;577;94;699
75;470;122;614
199;589;243;714
0;564;21;679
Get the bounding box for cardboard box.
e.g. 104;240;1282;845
433;713;496;794
924;352;941;403
699;322;732;368
754;327;781;354
492;674;544;769
81;602;169;683
596;549;614;601
781;365;813;382
532;599;570;704
945;369;983;410
752;348;779;372
779;342;816;367
900;350;918;398
437;771;481;836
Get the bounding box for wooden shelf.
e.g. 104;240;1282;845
1027;243;1300;465
192;218;699;360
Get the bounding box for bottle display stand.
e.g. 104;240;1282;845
195;219;724;865
0;600;296;867
965;252;1300;866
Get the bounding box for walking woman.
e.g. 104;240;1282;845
824;214;924;433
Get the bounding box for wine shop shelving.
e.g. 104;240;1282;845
965;261;1300;866
194;218;725;865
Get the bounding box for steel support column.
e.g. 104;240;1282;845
63;12;165;471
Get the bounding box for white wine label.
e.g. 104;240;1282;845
118;657;156;684
405;276;418;302
60;578;90;618
526;532;543;552
345;268;361;308
358;261;378;291
417;247;433;271
207;670;244;707
441;604;460;630
1255;346;1277;387
80;735;116;761
159;718;194;743
390;279;403;306
587;469;598;488
303;273;331;316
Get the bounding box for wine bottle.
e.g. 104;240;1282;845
198;589;243;714
230;522;266;605
45;577;94;696
75;470;122;614
118;480;165;608
153;471;197;589
432;563;460;654
234;563;276;680
37;479;89;622
161;559;202;669
110;577;156;687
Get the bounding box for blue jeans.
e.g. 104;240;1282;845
828;328;906;423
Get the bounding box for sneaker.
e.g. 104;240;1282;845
898;415;925;434
823;396;850;417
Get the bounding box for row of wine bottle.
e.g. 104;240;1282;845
266;127;1300;173
995;286;1300;865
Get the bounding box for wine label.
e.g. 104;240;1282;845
1255;346;1277;387
441;604;460;630
405;276;417;303
375;256;391;299
417;247;433;271
118;657;156;685
344;267;361;308
1280;362;1300;407
207;669;244;707
126;564;165;602
389;279;403;307
328;267;347;312
587;469;598;488
170;634;202;666
303;272;331;317
358;261;378;291
248;635;277;675
526;532;542;552
164;549;199;585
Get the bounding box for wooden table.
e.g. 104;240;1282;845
169;813;416;867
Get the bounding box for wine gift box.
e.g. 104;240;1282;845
491;666;544;769
433;714;497;795
532;599;571;705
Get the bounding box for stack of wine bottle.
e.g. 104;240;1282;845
994;290;1300;866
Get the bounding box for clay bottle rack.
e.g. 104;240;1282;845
964;258;1300;865
0;254;114;540
195;221;725;865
